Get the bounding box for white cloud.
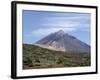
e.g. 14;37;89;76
40;15;90;30
43;16;90;21
42;21;80;28
32;27;76;37
31;14;90;37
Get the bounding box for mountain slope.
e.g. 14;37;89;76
35;30;90;53
23;44;90;69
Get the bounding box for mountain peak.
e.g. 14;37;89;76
57;30;64;33
56;30;65;35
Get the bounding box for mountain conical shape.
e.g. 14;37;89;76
35;30;90;53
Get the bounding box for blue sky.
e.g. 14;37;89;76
22;10;91;45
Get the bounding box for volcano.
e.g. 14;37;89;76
35;30;90;53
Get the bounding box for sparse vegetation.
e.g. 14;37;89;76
23;44;91;69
